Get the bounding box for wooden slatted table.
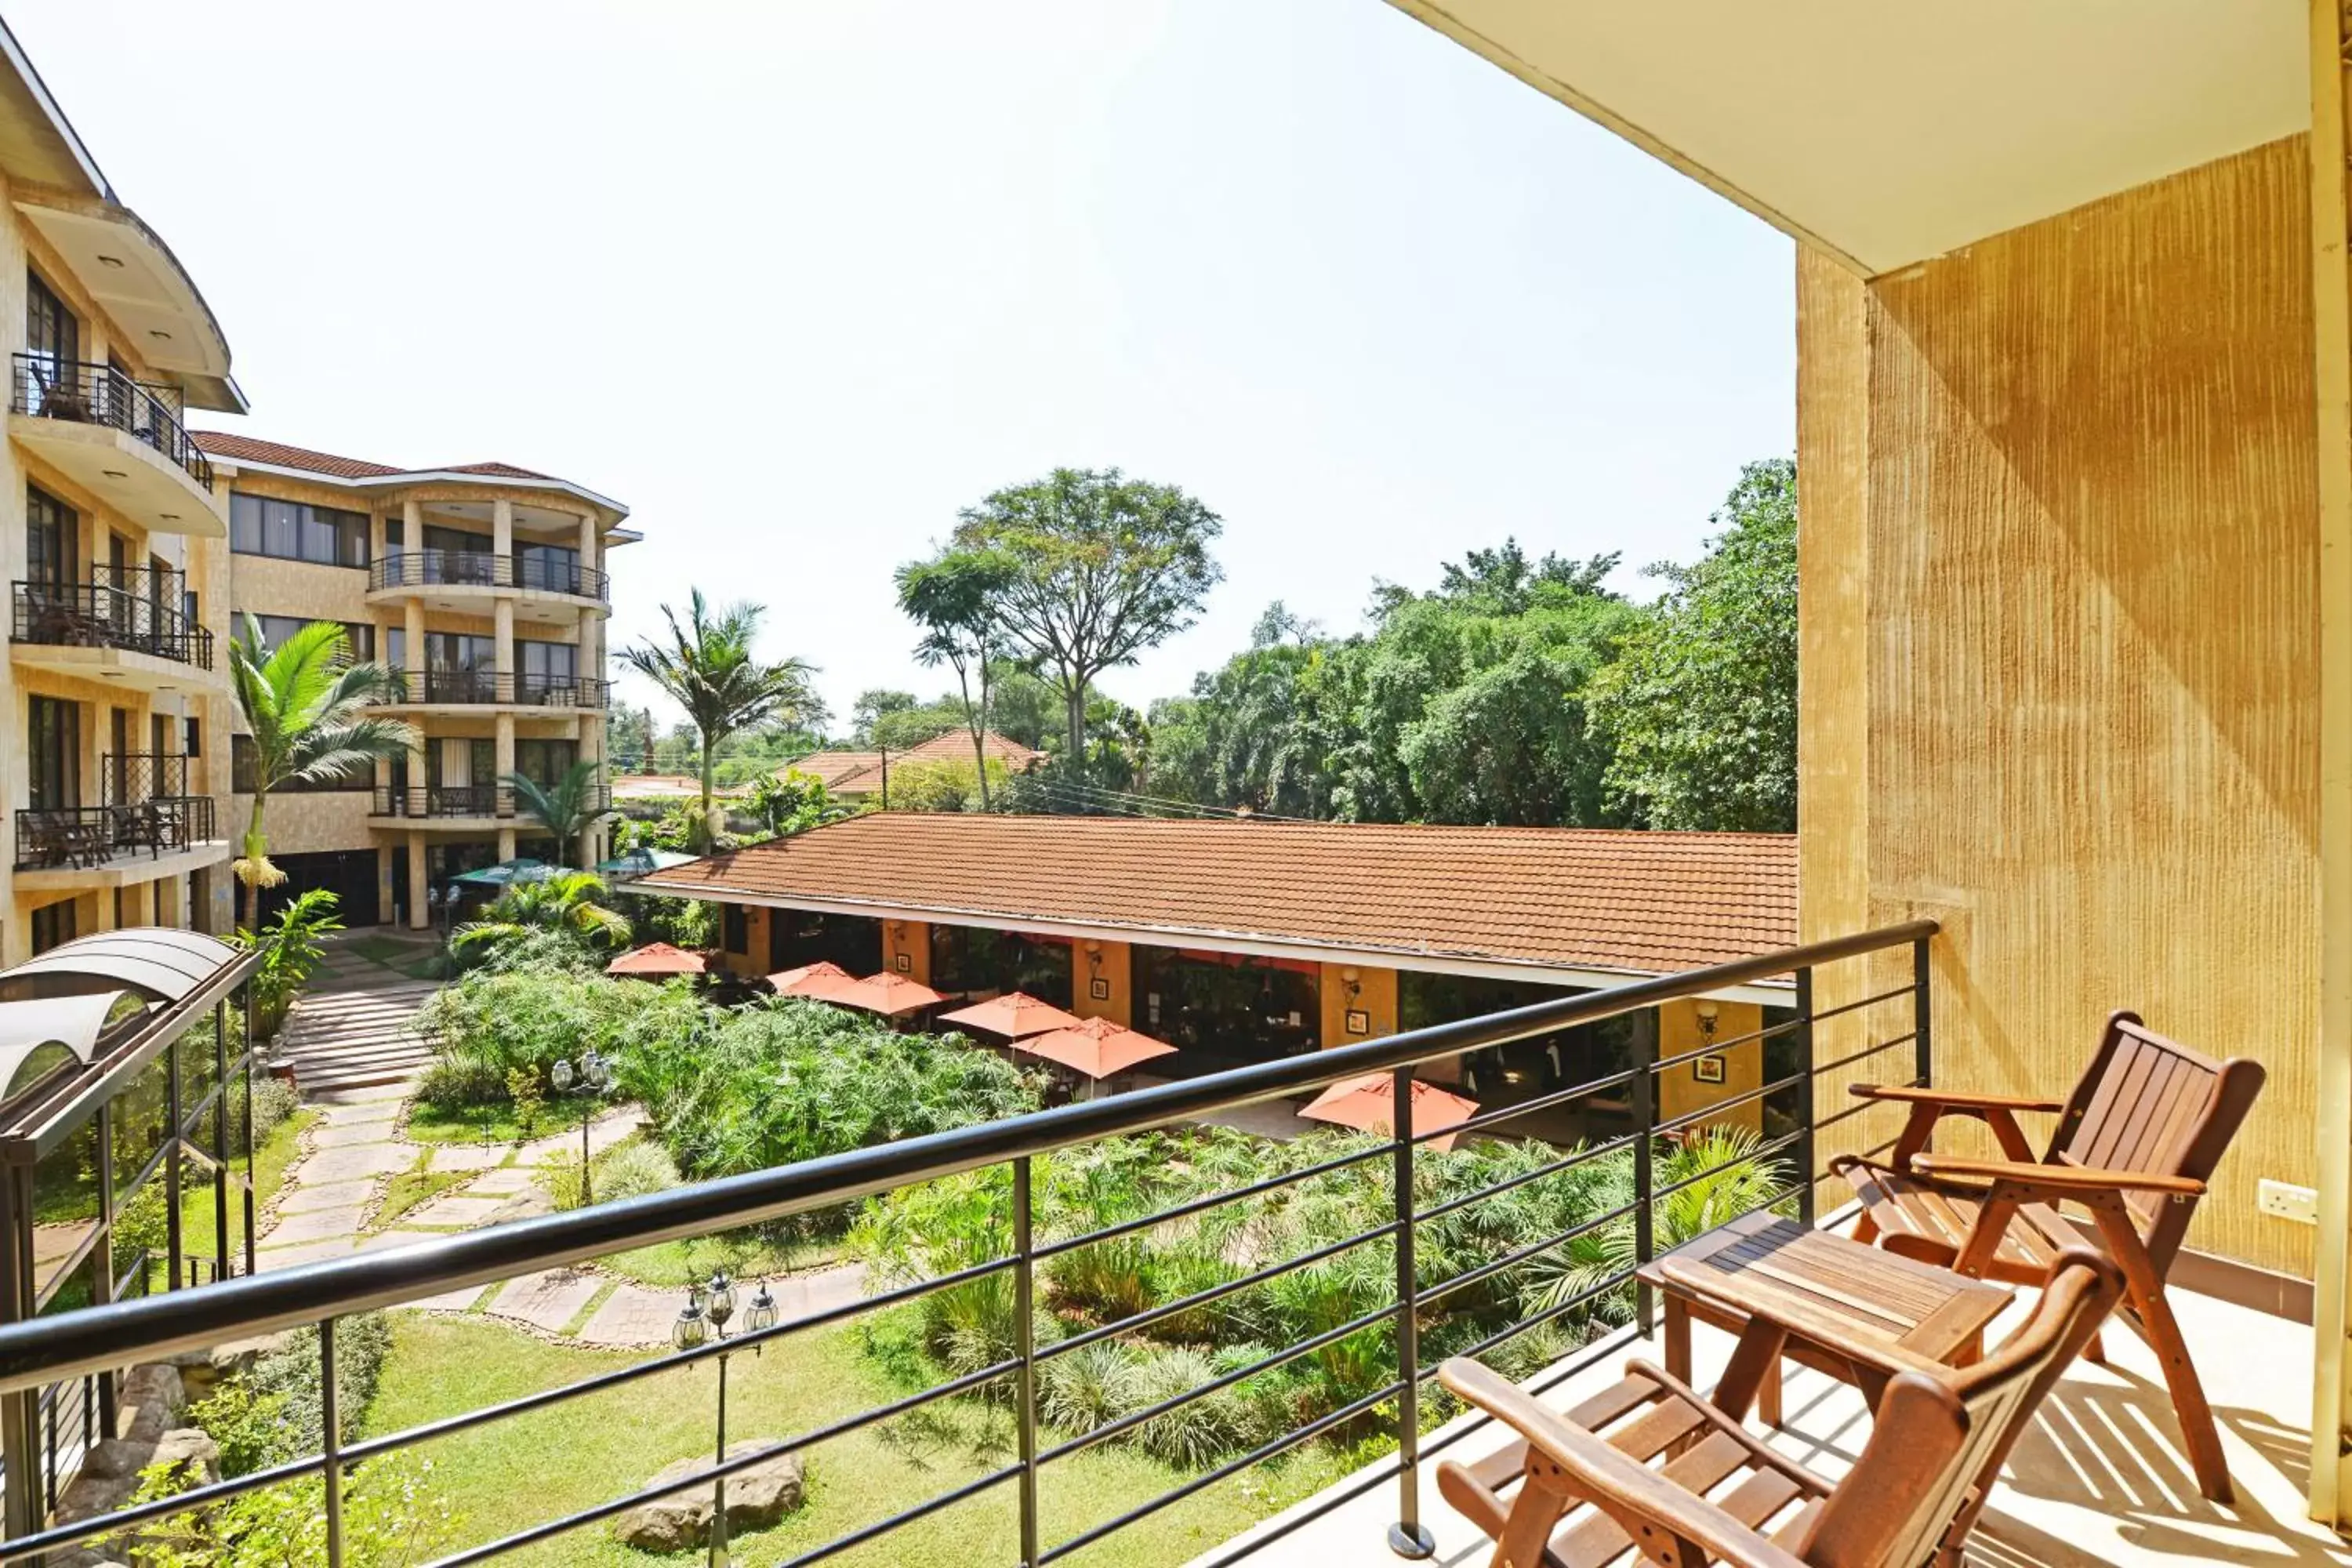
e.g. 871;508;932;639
1637;1210;2015;1424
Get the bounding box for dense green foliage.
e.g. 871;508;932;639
448;872;630;972
1147;463;1798;829
190;1315;394;1476
241;888;343;1039
500;760;618;864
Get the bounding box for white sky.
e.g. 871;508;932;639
12;0;1793;731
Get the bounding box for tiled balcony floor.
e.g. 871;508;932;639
1211;1283;2352;1568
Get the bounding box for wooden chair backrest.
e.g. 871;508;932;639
2045;1011;2266;1269
1799;1250;2123;1568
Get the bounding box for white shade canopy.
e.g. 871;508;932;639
0;990;136;1100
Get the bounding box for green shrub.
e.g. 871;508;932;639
247;1074;301;1147
189;1313;391;1478
107;1450;454;1566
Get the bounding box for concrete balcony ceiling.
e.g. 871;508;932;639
12;194;240;412
8;639;226;695
5;411;226;536
1388;0;2307;275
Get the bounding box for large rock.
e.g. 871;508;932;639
115;1363;186;1446
488;1188;554;1225
167;1330;298;1394
52;1428;218;1568
612;1441;805;1552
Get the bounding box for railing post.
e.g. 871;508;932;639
1388;1068;1433;1559
320;1317;344;1568
1632;1007;1657;1334
163;1032;183;1292
1013;1156;1039;1568
1793;966;1817;1225
1913;935;1933;1088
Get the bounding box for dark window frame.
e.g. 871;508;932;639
227;492;370;568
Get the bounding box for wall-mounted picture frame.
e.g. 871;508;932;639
1090;977;1111;1001
894;952;912;974
1345;1008;1372;1036
1693;1054;1726;1085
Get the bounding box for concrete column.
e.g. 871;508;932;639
498;827;517;860
494;713;516;855
367;507;386;568
406;833;428;931
122;880;150;927
404;597;426;701
577;511;596;568
377;846;394;925
401;499;423;586
91;887;115;934
493;497;514;561
494;599;516;700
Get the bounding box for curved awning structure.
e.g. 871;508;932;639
0;928;242;1005
0;990;133;1100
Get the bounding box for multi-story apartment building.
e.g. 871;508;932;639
191;434;631;930
0;24;630;960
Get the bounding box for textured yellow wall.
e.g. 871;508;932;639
884;919;930;984
1797;136;2318;1275
1319;963;1397;1047
1073;938;1131;1026
1656;1000;1763;1136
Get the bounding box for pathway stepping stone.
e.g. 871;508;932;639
310;1081;412;1107
359;1231;441;1254
484;1269;603;1334
515;1108;648;1165
310;1119;405;1149
258;1205;367;1247
401;1281;491;1312
302;1142;417;1183
256;1236;359;1270
575;1284;680;1347
411;1194;507;1229
427;1145;505;1173
276;1178;380;1215
466;1167;535;1195
321;1099;402;1126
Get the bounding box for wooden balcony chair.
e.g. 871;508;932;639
1438;1249;2122;1568
1828;1010;2263;1504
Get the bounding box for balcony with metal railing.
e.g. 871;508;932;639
369;781;611;822
0;920;2105;1568
385;670;610;709
10;567;216;684
6;355;226;537
368;550;609;602
14;753;223;882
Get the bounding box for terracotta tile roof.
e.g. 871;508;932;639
637;815;1798;977
193;434;555;486
782;733;1045;795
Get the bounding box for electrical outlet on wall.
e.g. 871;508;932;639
2258;1178;2317;1225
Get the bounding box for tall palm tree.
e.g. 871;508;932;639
503;759;617;866
620;590;815;847
228;617;419;934
449;871;631;963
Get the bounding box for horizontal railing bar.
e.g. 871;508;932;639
1414;1198;1641;1309
1428;1268;1637;1372
0;1443;323;1555
1805;983;1920;1026
1038;1379;1408;1563
342;1258;1019;1465
1651;1068;1809;1142
1038;1299;1399;1464
1414;1319;1645;1468
1034;1140;1392;1259
424;1359;1023;1566
1040;1218;1396;1361
1414;1069;1637;1143
0;918;1935;1393
1417;1132;1638;1221
768;1462;1022;1568
1812;1083;1925;1136
1189;1454;1407;1568
1813;1033;1917;1076
1653;1017;1802;1075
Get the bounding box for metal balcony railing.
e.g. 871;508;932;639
0;920;1937;1568
402;670;608;707
9;355;212;488
369;550;609;601
14;793;218;871
12;572;214;670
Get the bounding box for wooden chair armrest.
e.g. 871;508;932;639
1437;1359;1816;1568
1846;1083;2064;1113
1907;1152;2204;1197
1653;1258;1950;1382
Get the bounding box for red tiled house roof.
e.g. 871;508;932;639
637;815;1798;978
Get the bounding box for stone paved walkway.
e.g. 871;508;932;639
254;1083;863;1346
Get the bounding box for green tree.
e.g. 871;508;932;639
227;616;419;933
502;759;617;866
744;769;847;836
1589;459;1798;830
450;871;631;964
850;689;919;745
950;467;1223;772
606;703;657;773
898;548;1018;808
621;590;817;847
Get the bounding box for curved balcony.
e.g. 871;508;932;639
386;671;609;710
368;550;608;602
7;356;225;537
370;782;609;822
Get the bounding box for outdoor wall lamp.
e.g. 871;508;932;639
672;1270;778;1568
1695;1000;1719;1043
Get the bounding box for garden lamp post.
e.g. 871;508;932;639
549;1047;610;1204
673;1271;779;1568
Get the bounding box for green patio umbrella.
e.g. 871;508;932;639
596;848;696;880
450;858;555;889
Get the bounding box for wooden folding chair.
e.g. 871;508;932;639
1829;1009;2263;1504
1439;1250;2122;1568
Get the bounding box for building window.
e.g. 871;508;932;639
184;717;201;759
25;270;78;387
423;524;491;557
27;697;79;811
30;899;76;955
517;543;581;593
26;485;74;587
722;904;748;955
518;639;578;680
228;492;369;568
238;615;376;661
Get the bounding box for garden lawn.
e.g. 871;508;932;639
179;1106;318;1261
361;1315;1354;1568
403;1101;532;1149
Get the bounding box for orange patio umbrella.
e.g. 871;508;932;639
1015;1016;1177;1080
1298;1073;1480;1152
768;960;865;1004
606;942;709;978
833;971;949;1018
938;991;1083;1039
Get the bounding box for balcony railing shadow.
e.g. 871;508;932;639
0;920;1938;1566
